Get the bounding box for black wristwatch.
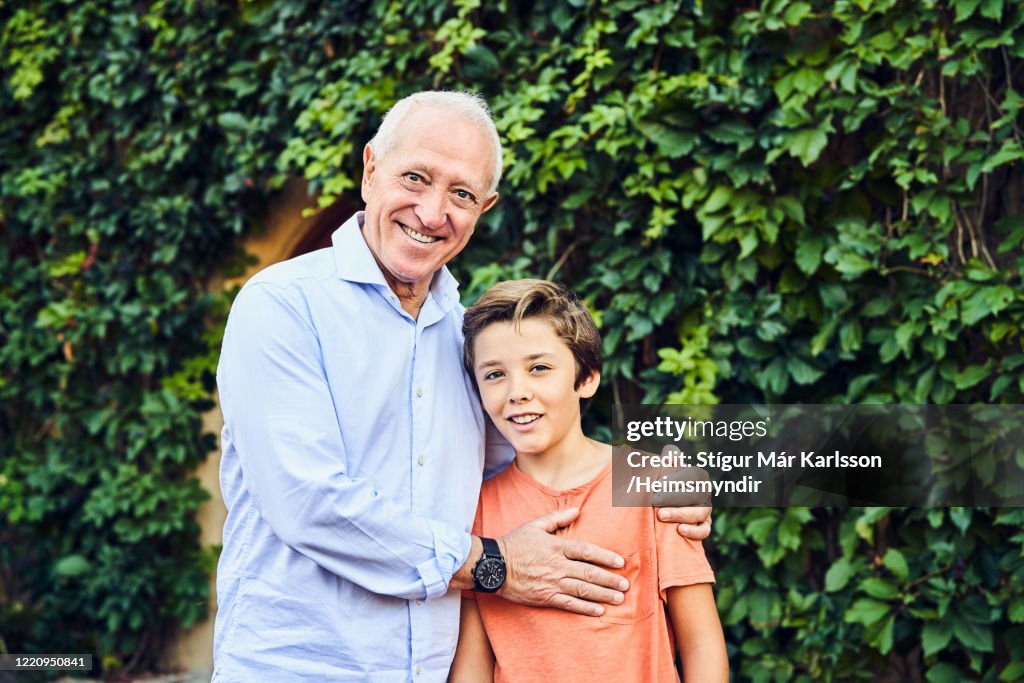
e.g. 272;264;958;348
472;537;506;593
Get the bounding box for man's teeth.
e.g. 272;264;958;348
511;415;541;424
401;225;439;243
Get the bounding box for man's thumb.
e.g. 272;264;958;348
530;506;579;532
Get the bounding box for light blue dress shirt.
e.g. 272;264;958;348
213;213;512;682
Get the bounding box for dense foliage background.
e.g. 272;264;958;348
2;0;1022;679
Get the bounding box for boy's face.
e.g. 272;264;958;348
471;317;599;459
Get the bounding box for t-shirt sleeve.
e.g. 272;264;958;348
461;494;487;601
654;510;716;601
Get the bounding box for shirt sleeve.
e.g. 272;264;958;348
483;419;515;480
217;281;471;601
655;511;716;601
461;497;487;601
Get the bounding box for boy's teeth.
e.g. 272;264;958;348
401;225;439;243
511;415;540;424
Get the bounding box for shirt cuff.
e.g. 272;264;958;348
417;522;472;600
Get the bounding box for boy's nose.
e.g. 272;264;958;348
507;380;532;404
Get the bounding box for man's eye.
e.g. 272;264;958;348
455;189;475;202
406;172;422;183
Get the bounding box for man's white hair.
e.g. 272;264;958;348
368;90;503;196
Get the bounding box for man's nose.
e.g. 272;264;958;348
415;188;447;230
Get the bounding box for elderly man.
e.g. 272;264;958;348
213;90;711;682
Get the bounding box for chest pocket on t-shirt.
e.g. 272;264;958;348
599;546;655;625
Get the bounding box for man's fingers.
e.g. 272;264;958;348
655;505;712;540
561;538;625;573
677;518;712;541
558;577;624;606
527;507;580;533
548;594;606;617
656;506;711;525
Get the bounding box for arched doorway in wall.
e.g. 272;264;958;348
163;181;360;678
286;193;358;258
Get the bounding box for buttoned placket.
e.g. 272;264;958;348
409;310;429;680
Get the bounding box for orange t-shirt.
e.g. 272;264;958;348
468;457;715;683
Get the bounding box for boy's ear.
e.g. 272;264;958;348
578;370;600;399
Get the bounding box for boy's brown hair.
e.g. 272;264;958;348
462;279;602;410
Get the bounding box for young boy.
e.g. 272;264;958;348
449;279;728;682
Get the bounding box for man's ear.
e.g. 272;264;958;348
361;143;376;204
480;192;499;214
578;370;600;399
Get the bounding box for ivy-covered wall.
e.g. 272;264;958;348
2;1;1022;680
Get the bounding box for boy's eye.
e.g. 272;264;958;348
483;370;504;381
530;365;551;373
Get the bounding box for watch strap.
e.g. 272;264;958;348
480;536;501;560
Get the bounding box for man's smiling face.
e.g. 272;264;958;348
360;105;498;302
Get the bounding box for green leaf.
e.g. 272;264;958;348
648;291;676;324
845;598;890;627
795;237;822;275
950;507;973;534
882;547;909;580
738;336;775;360
788;127;829;166
1009;598;1024;623
217;111;249;133
825;557;853;592
954;0;983;21
776;196;806;224
761;357;790;395
839;320;863;354
834;252;873;277
704;186;733;214
922;620;954;657
953;364;989;390
980;0;1004;23
862;297;891;317
783;2;812;25
953;618;993;652
1000;661;1024;682
927;663;965;683
862;578;898;600
787;356;823;385
55;555;91;577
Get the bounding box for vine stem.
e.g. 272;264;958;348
545;237;582;279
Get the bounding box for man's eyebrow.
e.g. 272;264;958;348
406;163;486;195
403;163;435;178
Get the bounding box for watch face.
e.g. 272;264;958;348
475;558;506;590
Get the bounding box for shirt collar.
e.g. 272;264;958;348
331;212;461;314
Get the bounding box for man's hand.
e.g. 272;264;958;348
657;506;712;541
498;507;628;617
647;443;713;541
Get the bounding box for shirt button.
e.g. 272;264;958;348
415;600;422;606
415;665;423;675
416;387;424;397
417;455;425;466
